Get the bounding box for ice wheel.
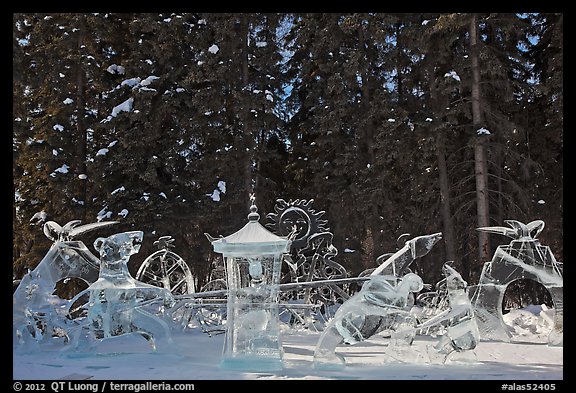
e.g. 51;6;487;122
135;236;195;295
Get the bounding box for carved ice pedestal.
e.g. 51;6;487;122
206;199;291;371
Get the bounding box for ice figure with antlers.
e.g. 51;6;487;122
468;220;563;346
68;231;176;353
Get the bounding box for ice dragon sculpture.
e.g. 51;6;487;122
468;220;563;346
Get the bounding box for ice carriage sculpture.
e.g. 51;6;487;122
12;206;462;354
468;220;563;346
133;236;228;335
14;199;560;369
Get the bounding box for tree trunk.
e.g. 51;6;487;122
436;131;457;264
358;24;378;268
470;13;491;263
495;144;504;225
427;54;458;273
76;15;87;222
358;26;375;165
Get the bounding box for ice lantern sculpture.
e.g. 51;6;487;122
205;196;291;371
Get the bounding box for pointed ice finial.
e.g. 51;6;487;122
248;193;260;221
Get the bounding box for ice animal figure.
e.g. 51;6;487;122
313;232;442;368
68;231;176;352
313;273;424;368
417;263;480;363
13;220;117;352
468;220;563;346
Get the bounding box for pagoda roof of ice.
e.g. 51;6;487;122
209;212;291;256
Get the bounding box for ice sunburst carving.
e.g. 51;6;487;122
265;199;329;249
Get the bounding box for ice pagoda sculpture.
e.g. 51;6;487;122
68;231;176;352
313;232;442;368
206;195;291;371
468;220;563;346
13;220;118;351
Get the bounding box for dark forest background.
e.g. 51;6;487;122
13;13;562;305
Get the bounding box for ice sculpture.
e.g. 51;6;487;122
468;220;563;346
206;196;291;371
266;199;328;249
68;231;176;352
267;199;348;287
364;232;444;277
266;199;350;325
13;220;118;351
314;273;424;368
313;232;443;368
135;236;195;295
417;263;480;362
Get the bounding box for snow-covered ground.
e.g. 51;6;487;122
13;305;562;381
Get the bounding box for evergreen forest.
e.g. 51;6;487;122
13;13;563;306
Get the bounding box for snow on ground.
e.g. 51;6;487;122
13;305;562;381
